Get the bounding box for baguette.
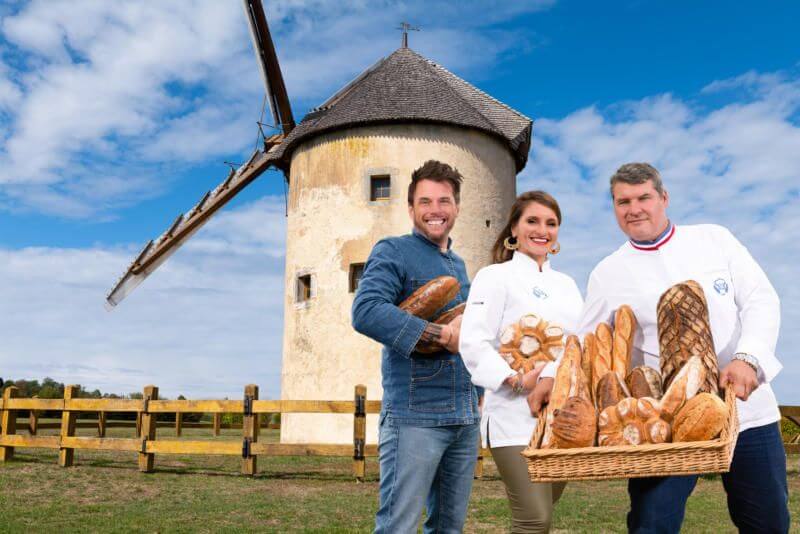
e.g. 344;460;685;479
659;355;705;421
399;276;460;320
540;337;581;448
612;305;636;380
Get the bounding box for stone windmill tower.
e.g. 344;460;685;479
106;2;532;444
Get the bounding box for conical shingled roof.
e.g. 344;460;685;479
275;47;532;172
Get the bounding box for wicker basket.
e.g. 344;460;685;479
522;388;738;482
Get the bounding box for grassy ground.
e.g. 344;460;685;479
0;422;797;533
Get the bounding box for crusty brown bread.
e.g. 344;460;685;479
659;356;705;421
612;305;637;381
399;276;460;320
658;280;719;395
414;302;467;353
598;396;671;446
595;322;614;383
540;337;583;448
551;396;597;448
672;392;728;442
627;366;663;400
596;371;630;411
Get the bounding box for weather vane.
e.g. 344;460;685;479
398;21;420;48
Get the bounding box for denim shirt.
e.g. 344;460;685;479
352;229;480;426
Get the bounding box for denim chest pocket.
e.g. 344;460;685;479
409;359;456;413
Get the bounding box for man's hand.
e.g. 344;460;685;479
441;314;462;354
719;360;759;401
527;377;554;416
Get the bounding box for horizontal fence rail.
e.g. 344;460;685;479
1;385;798;479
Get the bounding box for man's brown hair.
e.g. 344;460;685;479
408;160;463;205
610;162;665;197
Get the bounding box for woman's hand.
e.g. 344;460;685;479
527;377;554;416
503;366;544;394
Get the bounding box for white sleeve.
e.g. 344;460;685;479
576;269;616;336
720;228;782;382
459;267;515;392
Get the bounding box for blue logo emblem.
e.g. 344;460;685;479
533;286;549;299
713;278;729;295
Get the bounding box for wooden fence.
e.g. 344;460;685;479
0;384;797;480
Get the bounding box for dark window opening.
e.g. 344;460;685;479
370;175;391;201
349;263;365;293
297;274;312;302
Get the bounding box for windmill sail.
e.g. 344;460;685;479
242;0;295;133
105;146;281;308
106;0;293;309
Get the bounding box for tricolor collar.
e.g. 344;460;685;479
629;222;675;251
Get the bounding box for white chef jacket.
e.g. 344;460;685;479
460;252;584;448
577;223;782;432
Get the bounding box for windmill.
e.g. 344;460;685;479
106;0;533;444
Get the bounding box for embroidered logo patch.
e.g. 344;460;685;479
713;278;729;296
533;286;549;299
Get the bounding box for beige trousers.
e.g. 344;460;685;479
490;445;566;534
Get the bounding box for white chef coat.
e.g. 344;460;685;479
460;251;584;448
577;224;782;432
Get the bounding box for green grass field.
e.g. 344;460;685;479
0;422;797;533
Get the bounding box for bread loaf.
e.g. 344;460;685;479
659;355;705;421
594;323;614;390
596;371;630;411
627;366;663;400
672;392;728;442
499;315;564;374
519;313;542;335
551;396;597;448
399;276;460;320
598;396;671;446
434;302;466;325
584;333;603;402
612;305;636;380
540;336;584;448
658;280;719;395
580;337;593;406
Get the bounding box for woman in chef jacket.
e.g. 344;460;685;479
460;191;583;533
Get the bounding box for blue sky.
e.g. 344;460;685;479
0;1;798;402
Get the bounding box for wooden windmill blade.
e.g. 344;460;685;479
106;0;293;308
105;149;279;308
242;0;295;133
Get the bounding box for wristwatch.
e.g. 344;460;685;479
732;352;759;373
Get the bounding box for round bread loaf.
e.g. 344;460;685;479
551;396;597;448
627;366;663;400
672;392;728;442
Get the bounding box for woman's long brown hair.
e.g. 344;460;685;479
491;191;562;264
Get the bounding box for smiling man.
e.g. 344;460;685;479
577;162;789;533
352;160;479;534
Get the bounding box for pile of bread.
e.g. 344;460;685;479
533;280;730;450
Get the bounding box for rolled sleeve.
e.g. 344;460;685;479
459;268;514;392
352;239;428;358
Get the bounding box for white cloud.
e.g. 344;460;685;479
523;67;800;403
0;195;287;398
0;0;551;217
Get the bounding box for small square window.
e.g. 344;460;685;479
370;175;391;201
349;263;365;293
296;274;312;303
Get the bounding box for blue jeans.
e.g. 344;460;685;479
627;422;790;533
374;416;479;534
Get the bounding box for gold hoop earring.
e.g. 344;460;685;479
549;242;561;255
503;235;519;251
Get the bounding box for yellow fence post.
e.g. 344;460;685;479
0;386;19;461
135;411;142;437
213;413;221;437
59;385;79;467
175;411;182;437
353;384;367;482
29;395;39;435
98;411;106;437
474;444;484;479
138;385;159;473
242;384;259;476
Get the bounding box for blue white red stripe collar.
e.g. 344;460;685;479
629;223;675;251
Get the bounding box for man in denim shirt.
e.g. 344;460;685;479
353;160;480;534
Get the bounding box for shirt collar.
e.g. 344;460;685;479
629;221;675;251
412;227;452;251
512;250;551;272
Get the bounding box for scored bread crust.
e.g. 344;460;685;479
612;305;636;381
672;392;728;442
596;371;630;411
500;315;564;373
659;356;706;421
626;366;663;400
551;396;597;448
657;280;719;395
